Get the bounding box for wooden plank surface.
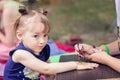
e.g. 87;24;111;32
55;54;120;80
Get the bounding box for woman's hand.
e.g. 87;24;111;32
74;43;110;65
87;50;110;64
74;43;96;58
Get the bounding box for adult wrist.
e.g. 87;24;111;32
99;45;110;54
104;45;110;54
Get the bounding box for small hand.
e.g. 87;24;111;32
76;62;99;70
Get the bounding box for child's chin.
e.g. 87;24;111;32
33;49;42;53
37;49;42;52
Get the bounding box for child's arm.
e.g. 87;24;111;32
46;59;50;63
77;62;98;70
12;50;98;75
12;50;77;74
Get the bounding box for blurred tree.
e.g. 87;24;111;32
28;0;36;4
39;0;59;4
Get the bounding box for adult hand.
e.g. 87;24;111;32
86;50;110;64
74;43;96;58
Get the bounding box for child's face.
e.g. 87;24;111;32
20;22;49;54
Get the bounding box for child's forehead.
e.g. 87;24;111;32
24;13;41;25
26;22;45;33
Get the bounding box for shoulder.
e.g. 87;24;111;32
4;1;24;9
3;1;24;15
12;49;33;63
11;42;34;62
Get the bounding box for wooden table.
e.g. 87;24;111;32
55;54;120;80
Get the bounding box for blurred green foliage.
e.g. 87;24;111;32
22;0;116;45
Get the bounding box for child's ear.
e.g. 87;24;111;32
16;30;22;41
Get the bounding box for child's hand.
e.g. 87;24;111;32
76;62;99;70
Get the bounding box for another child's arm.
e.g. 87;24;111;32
12;50;98;75
0;7;18;47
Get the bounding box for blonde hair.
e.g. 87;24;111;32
14;6;50;34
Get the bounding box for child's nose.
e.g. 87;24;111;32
39;38;45;44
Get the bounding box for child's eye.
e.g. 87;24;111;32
44;34;48;37
33;35;39;38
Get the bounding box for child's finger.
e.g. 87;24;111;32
77;62;99;70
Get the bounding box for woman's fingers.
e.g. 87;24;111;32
74;43;83;51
